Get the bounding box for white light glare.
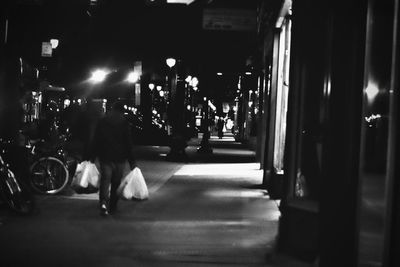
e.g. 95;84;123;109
156;85;162;91
208;100;216;111
167;0;195;5
365;113;382;123
166;58;176;68
50;39;59;49
365;82;379;103
217;72;223;76
127;71;139;83
90;69;108;83
148;83;155;90
174;163;262;177
64;99;70;107
191;77;199;87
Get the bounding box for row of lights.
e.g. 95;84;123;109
89;58;177;84
89;69;140;84
185;75;199;91
88;58;200;88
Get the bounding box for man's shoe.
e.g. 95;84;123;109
109;206;117;215
100;204;109;216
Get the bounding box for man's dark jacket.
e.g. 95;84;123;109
91;110;136;166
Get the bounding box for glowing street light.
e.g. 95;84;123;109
185;75;192;83
166;58;176;68
148;83;155;90
365;81;379;103
50;39;59;49
191;77;199;87
127;71;139;83
90;69;108;83
156;85;162;91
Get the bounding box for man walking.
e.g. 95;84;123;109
91;101;136;216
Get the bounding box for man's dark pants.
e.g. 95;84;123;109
99;160;128;212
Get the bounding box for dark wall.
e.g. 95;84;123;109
281;0;367;264
320;1;366;266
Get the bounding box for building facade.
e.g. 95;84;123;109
256;0;400;266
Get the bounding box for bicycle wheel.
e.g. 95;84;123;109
0;168;35;215
30;157;69;195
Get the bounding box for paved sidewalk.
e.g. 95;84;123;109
0;137;312;267
59;145;183;201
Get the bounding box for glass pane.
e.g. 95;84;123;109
294;76;325;201
294;72;325;201
357;0;394;265
273;19;291;174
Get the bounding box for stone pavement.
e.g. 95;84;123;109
0;135;312;267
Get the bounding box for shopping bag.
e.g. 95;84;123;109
71;161;89;188
85;161;100;188
71;161;100;192
117;167;149;200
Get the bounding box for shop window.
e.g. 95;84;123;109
273;18;291;174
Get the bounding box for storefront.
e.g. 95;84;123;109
260;0;292;199
269;0;400;266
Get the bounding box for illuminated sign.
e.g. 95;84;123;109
41;42;52;57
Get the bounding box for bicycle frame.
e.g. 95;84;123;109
0;140;35;214
27;137;77;195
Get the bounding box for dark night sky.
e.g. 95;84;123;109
7;0;258;97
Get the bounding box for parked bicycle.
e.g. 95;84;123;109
28;134;77;195
0;139;35;214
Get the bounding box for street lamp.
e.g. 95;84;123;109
191;77;199;87
165;58;188;161
184;75;198;138
166;58;176;68
185;75;192;83
197;94;213;154
127;71;140;83
50;39;59;49
90;69;109;83
195;75;212;154
148;83;155;112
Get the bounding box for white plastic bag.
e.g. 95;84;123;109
71;161;100;189
117;167;148;200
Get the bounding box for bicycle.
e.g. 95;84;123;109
28;135;77;195
0;139;35;215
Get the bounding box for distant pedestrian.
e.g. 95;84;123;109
217;117;224;139
90;102;136;216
